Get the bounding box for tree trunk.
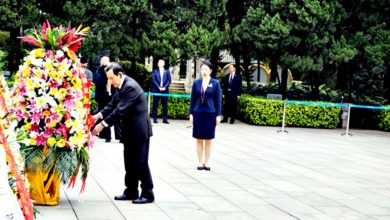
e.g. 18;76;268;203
242;52;251;88
280;68;288;99
7;28;22;72
269;58;279;84
210;48;219;78
257;52;261;83
310;71;320;100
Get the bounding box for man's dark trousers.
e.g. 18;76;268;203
123;139;154;199
152;93;168;121
224;94;238;122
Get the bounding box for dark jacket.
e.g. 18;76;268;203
189;78;222;115
100;76;152;144
94;66;110;106
151;69;171;92
223;72;243;97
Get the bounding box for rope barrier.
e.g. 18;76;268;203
142;92;389;136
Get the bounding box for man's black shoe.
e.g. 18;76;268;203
229;120;235;124
132;197;154;204
163;120;169;124
153;119;158;123
221;119;228;123
105;139;111;143
114;194;137;201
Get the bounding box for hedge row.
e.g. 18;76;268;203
238;95;341;128
378;106;390;131
150;93;390;131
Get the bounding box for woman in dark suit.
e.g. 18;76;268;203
189;60;222;171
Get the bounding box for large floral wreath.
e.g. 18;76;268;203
9;20;94;191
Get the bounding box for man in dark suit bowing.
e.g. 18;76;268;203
221;64;243;124
151;59;171;124
92;62;154;204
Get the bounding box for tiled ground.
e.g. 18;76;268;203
36;120;390;220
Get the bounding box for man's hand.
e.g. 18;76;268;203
92;123;105;136
189;114;193;125
159;87;166;92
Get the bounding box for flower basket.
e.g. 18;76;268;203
9;20;93;205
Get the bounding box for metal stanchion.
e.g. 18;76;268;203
277;100;288;133
147;92;151;114
341;103;353;136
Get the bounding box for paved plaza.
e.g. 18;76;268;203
36;120;390;220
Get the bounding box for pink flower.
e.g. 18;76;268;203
30;110;43;125
63;96;75;109
35;133;47;146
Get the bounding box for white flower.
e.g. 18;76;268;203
56;50;64;58
31;58;44;67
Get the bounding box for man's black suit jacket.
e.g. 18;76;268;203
100;76;152;144
223;72;243;97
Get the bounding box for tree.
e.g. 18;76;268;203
0;0;40;72
235;0;346;99
64;0;154;73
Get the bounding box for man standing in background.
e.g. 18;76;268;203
151;59;171;124
221;64;242;124
93;56;112;142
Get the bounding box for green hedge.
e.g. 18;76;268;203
238;95;341;128
150;92;190;119
149;93;390;131
378;106;390;131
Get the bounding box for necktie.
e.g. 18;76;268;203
229;74;234;84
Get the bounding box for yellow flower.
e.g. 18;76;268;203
65;119;73;128
22;67;30;78
24;123;31;130
35;69;42;78
58;88;67;99
36;97;46;108
71;77;82;89
54;104;64;113
25;78;33;88
58;61;66;71
49;88;58;96
33;48;45;58
57;139;66;148
49;121;57;128
29;138;37;146
47;137;56;147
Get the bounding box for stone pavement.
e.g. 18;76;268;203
36;120;390;220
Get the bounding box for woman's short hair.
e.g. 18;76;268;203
202;60;213;70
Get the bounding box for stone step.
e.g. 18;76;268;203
170;81;185;92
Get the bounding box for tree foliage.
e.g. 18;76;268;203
0;0;389;104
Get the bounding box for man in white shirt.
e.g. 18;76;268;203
151;59;172;124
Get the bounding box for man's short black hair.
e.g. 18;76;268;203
105;62;124;76
80;56;88;64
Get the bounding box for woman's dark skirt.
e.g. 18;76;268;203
192;112;216;139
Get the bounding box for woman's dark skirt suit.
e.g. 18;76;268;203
189;78;222;139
